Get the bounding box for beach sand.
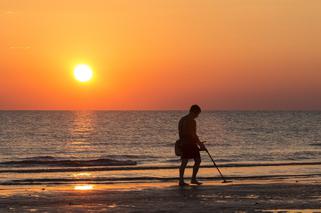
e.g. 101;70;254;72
1;177;321;212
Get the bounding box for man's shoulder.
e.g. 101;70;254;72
180;114;194;123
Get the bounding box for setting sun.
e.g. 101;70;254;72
74;64;93;82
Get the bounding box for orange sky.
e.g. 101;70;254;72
1;0;321;110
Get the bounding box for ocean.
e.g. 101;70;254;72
1;111;321;185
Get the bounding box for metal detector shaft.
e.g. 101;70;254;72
205;150;227;182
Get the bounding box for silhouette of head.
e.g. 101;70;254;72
189;105;201;118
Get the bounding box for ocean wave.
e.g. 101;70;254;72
0;157;137;167
309;143;321;146
101;154;159;160
164;158;234;163
1;161;321;174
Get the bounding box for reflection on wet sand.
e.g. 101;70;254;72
74;184;94;191
2;181;321;212
263;210;321;213
72;172;92;177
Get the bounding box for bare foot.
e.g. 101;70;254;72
191;179;203;185
179;181;189;187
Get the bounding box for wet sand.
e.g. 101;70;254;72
1;178;321;212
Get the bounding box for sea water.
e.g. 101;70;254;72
1;111;321;185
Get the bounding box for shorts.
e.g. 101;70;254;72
181;142;200;160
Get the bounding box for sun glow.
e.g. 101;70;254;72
74;64;93;82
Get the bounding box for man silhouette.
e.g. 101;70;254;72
178;105;206;186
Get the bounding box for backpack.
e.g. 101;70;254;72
175;139;183;156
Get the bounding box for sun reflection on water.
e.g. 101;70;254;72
66;111;96;154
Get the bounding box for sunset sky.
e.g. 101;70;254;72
1;0;321;110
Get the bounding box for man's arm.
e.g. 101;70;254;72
192;120;206;150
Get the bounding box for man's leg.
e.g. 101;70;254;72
191;157;202;184
179;158;188;185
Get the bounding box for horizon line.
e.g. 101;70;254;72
0;109;320;112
